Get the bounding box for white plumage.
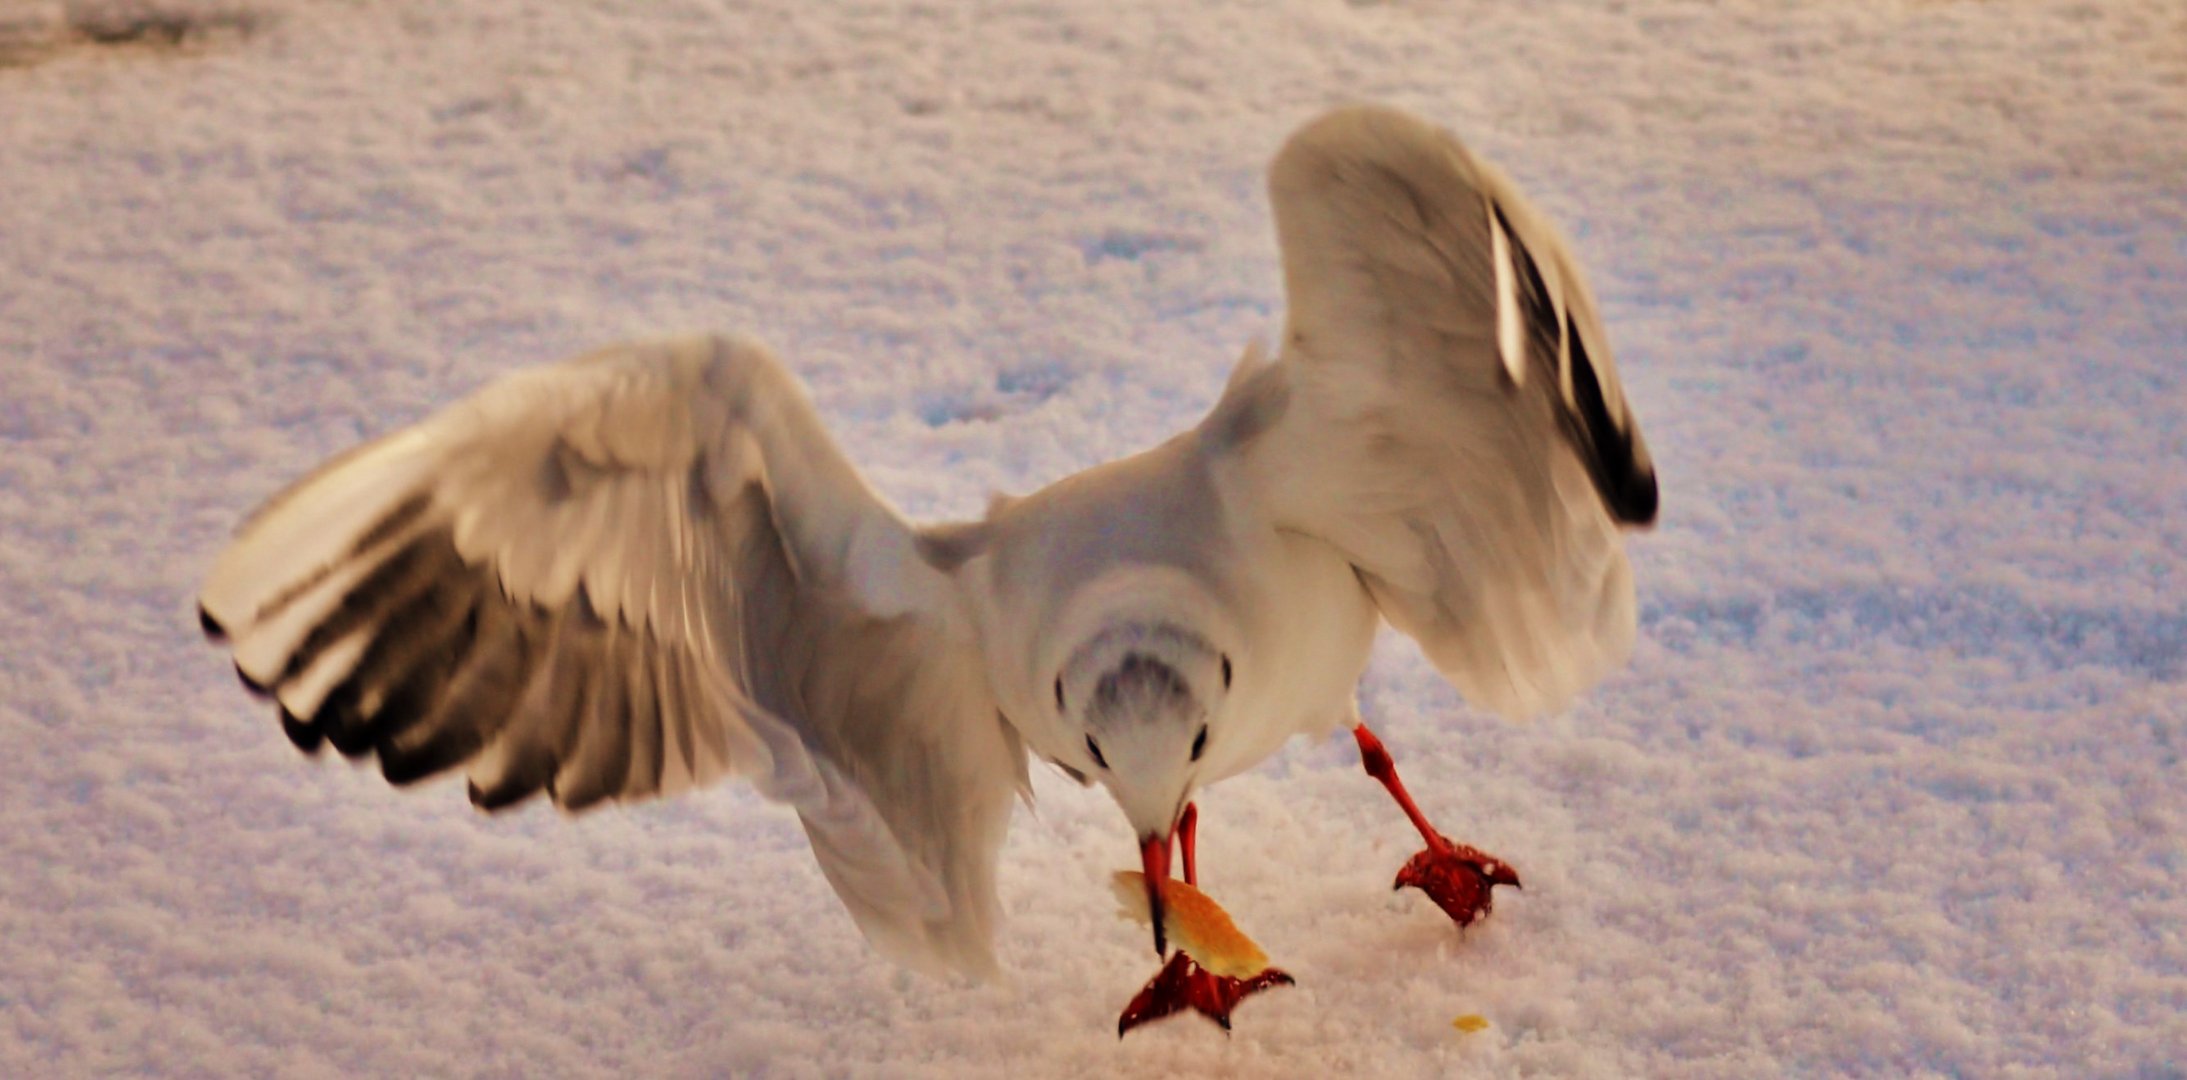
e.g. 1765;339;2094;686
198;103;1656;979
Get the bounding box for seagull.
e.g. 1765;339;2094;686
197;103;1657;1032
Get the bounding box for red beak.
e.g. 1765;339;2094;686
1139;832;1171;957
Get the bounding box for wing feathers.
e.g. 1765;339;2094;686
1246;104;1654;718
201;335;1023;977
382;598;528;785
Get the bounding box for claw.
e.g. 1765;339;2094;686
1394;835;1521;928
1117;952;1294;1037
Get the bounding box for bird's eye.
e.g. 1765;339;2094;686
1190;725;1208;762
1054;676;1066;711
1220;655;1232;689
1086;734;1108;769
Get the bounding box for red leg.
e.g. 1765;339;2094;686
1353;726;1449;853
1351;724;1521;929
1117;800;1293;1037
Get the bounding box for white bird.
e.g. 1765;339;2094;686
197;103;1656;1027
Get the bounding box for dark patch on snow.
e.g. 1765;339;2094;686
914;362;1076;427
0;4;263;69
1079;229;1202;266
1644;584;2187;680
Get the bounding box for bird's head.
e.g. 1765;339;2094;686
1054;620;1230;955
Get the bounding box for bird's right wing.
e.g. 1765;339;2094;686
199;335;1027;977
1211;105;1658;719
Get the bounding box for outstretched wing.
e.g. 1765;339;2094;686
1215;104;1658;718
199;334;1027;977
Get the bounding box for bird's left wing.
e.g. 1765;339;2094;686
199;335;1026;977
1210;105;1658;719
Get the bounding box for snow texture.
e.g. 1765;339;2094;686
2;0;2182;1075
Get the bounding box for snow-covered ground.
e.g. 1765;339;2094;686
2;0;2180;1074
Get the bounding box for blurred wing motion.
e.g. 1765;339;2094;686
1219;104;1658;718
199;335;1026;977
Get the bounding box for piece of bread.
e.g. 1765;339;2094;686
1112;871;1273;978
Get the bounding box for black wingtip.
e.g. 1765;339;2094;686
235;662;273;699
280;707;325;755
468;777;541;814
1611;467;1659;528
198;605;227;643
380;754;430;788
317;685;377;759
1563;313;1659;528
381;722;488;789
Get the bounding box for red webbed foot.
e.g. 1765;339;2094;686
1118;951;1295;1037
1394;835;1521;928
